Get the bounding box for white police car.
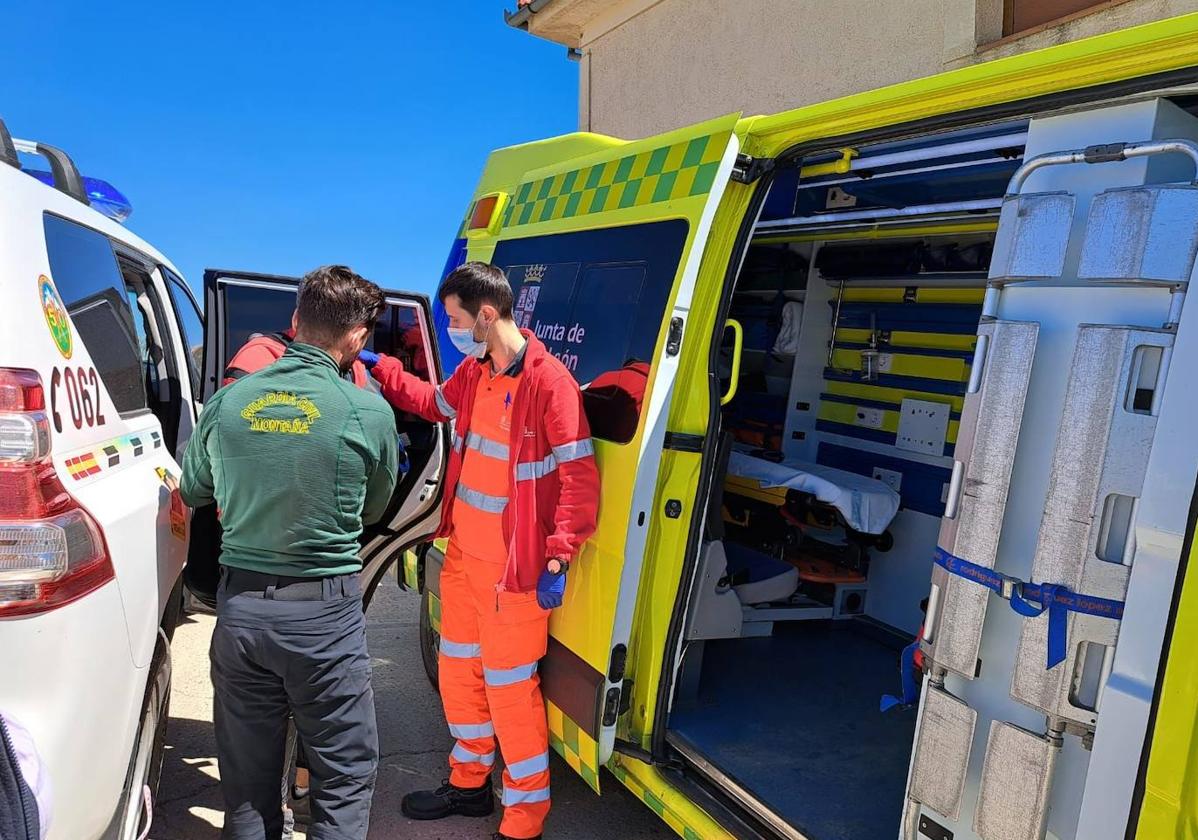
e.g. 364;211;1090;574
0;118;445;839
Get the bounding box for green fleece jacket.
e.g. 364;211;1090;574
180;341;398;577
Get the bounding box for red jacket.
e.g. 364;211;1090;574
224;329;371;389
372;331;600;592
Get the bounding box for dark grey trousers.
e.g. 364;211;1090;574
211;568;378;840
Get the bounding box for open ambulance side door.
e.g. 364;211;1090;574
475;114;743;790
185;268;447;608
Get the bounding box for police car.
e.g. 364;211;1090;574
0;118;446;839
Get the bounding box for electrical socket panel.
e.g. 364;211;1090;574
855;407;886;429
873;467;903;493
897;398;951;455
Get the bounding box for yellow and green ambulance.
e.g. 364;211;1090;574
407;12;1198;840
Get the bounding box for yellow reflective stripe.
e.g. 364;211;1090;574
818;401;960;443
834;328;977;352
829;348;968;382
836;287;985;305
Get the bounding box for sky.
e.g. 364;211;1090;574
0;3;578;298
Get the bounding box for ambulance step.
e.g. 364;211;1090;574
974;721;1059;840
922;319;1039;678
1010;325;1172;726
905;685;977;823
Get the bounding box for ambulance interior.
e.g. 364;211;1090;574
667;96;1198;840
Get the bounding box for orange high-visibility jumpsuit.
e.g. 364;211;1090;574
440;362;551;839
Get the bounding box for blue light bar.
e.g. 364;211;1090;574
22;168;133;222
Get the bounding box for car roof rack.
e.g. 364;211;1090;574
14;138;90;206
8;129;90;206
0;118;18;169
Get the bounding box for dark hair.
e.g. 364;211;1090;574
438;262;513;318
295;265;386;344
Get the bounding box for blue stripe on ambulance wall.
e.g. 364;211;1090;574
816;442;953;517
815;420;956;457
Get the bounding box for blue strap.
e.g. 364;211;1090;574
932;547;1125;669
880;640;921;712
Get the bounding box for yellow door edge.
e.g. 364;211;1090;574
609;753;735;840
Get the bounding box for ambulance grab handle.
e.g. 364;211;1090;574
720;319;744;407
1006;138;1198;194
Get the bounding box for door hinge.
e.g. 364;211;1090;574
663;432;705;453
612;739;683;770
732;153;776;184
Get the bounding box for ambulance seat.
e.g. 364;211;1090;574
723;541;800;606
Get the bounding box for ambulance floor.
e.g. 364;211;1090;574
668;621;917;840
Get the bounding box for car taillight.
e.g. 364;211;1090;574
0;369;113;617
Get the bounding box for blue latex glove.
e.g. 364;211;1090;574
358;349;380;368
537;567;567;610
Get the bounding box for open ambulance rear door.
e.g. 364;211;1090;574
185;268;447;608
446;114;744;791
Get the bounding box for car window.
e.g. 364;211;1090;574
371;304;432;382
164;269;204;398
492;220;688;443
221;283;296;372
43;214;147;416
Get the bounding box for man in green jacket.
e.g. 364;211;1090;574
181;265;396;840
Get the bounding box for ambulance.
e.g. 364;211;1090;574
0;124;451;837
405;13;1198;840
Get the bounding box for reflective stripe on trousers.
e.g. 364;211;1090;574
439;540;552;838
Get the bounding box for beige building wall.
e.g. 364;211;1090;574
521;0;1198;139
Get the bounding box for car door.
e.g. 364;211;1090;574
185;268;447;608
462;113;743;790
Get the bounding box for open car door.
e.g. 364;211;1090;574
477;114;743;790
185;269;447;608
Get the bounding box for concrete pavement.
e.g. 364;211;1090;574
152;575;671;839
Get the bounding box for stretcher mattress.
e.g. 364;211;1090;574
727;449;901;535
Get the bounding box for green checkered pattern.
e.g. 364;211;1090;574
501;131;728;229
609;760;709;839
547;700;601;793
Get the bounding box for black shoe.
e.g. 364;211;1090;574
401;778;494;820
493;834;542;840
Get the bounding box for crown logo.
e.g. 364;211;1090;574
524;264;547;283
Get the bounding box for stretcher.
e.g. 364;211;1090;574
726;449;901;536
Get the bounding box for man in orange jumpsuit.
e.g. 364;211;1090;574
360;262;599;840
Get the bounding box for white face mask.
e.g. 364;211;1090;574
448;316;490;358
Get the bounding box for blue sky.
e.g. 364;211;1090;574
0;3;578;298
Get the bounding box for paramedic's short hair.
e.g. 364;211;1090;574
439;262;513;319
296;265;386;344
